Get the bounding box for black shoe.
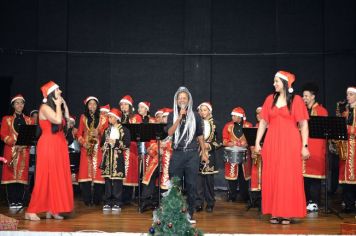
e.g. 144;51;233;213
195;205;203;212
140;202;152;213
188;213;196;224
9;203;17;209
206;206;213;213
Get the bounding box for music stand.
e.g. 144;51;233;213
243;128;267;146
308;116;347;219
15;124;38;213
243;128;266;212
16;125;38;146
123;123;167;212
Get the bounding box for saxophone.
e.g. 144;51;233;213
87;114;98;158
8;146;20;167
333;100;348;161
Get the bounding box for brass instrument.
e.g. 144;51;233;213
87;114;98;157
8;146;19;167
8;146;24;167
333;99;349;160
99;140;111;170
251;148;261;165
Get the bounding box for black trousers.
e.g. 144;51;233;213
103;178;123;206
304;177;322;205
228;164;249;201
141;168;159;205
342;184;356;210
196;173;215;208
169;150;200;217
6;183;25;205
80;182;104;205
122;186;134;204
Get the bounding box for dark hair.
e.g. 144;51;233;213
45;91;64;133
9;99;26;115
272;78;295;112
301;82;319;96
122;104;134;115
84;99;100;125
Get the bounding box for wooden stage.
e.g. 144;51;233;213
1;194;356;235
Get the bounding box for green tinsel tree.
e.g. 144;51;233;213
148;177;203;236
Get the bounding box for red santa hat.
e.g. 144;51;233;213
347;87;356;94
120;95;133;106
155;109;164;117
138;101;150;111
69;115;76;122
163;108;173;117
197;102;212;112
231;107;246;120
100;104;111;113
256;107;262;113
83;96;99;105
275;70;296;93
108;108;122;121
40;81;59;103
11;94;25;104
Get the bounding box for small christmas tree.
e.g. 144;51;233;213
148;177;203;236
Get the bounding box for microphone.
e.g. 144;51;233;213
181;105;187;121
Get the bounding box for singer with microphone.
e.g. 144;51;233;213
166;86;208;224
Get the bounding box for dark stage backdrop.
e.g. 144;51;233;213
0;0;355;187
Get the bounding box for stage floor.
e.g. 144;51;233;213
1;194;356;235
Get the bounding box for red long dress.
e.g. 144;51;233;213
27;120;73;214
260;94;309;218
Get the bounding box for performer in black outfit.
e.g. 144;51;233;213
166;87;208;224
100;108;131;211
195;102;220;213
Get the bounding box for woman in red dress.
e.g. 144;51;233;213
25;81;73;221
255;71;310;224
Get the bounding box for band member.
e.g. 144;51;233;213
302;83;328;212
140;108;173;212
100;104;111;114
249;106;263;210
99;104;110;131
101;108;131;211
195;102;220;213
166;87;208;224
338;87;356;213
1;94;33;209
77;96;105;206
255;71;309;224
30;110;39;125
154;109;164;124
66;116;78;146
66;115;79;185
222;107;252;202
138;101;155;123
25;81;73;221
119;95;142;203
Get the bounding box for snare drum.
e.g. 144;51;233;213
224;146;248;164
